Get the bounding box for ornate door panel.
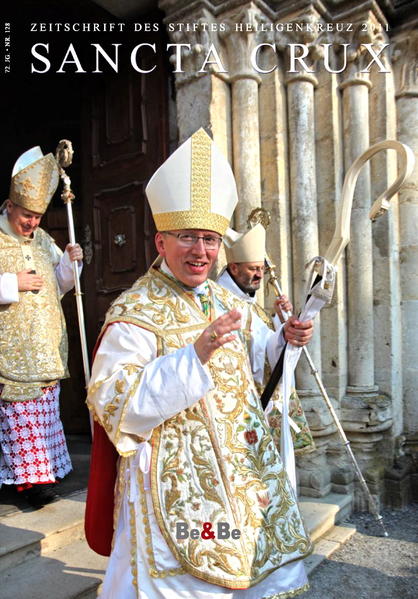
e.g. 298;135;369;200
82;36;168;352
93;181;154;301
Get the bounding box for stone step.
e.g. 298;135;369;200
300;492;356;574
304;522;357;574
0;488;107;599
0;489;88;572
1;536;107;599
75;583;103;599
299;492;353;542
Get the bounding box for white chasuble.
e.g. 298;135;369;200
87;267;311;599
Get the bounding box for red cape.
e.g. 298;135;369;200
84;420;118;556
84;324;120;556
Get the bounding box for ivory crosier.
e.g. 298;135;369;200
259;139;415;535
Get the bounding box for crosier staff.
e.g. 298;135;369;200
55;139;90;389
255;139;415;537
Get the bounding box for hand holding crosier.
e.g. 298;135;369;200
283;316;313;347
66;243;83;262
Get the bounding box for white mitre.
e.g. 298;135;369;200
223;222;266;263
9;146;59;214
145;128;238;236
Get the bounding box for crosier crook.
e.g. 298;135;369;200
250;139;415;537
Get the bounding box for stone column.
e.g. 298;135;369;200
338;19;393;509
313;57;353;497
276;7;335;498
257;40;293;302
286;75;322;381
342;85;375;388
219;6;264;233
160;6;231;147
391;32;418;442
277;9;323;391
369;45;400;434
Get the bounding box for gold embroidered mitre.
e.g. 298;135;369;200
145;128;238;236
9;146;59;214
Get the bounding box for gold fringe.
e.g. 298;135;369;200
264;582;310;599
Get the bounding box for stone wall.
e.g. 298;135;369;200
158;0;418;508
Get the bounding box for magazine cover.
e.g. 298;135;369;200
1;1;417;598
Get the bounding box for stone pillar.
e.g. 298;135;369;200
391;32;418;439
257;43;293;302
340;52;374;394
369;43;401;436
286;75;322;382
275;7;335;498
231;76;261;231
313;57;352;496
338;18;393;508
314;63;346;403
160;6;231;148
220;6;264;232
277;9;323;391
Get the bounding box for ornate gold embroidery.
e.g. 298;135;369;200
190;127;211;213
148;278;312;587
0;227;68;401
101;378;124;434
115;379;126;394
153;211;229;237
87;362;144;455
9;153;59;214
138;471;185;579
264;583;310;599
124;363;140;376
129;499;139;591
21;178;36;195
95;267;312;588
152;130;231;236
113;457;127;553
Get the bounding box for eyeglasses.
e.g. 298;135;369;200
164;231;223;250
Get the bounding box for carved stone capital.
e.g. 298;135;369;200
218;5;271;83
334;15;388;89
296;395;337;436
163;8;227;88
391;30;418;98
274;6;324;86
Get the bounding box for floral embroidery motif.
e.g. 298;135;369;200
267;390;316;455
244;429;259;445
93;270;312;588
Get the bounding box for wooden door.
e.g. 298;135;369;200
81;34;169;355
0;8;170;434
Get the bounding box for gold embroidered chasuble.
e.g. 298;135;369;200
93;268;312;589
0;222;69;401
